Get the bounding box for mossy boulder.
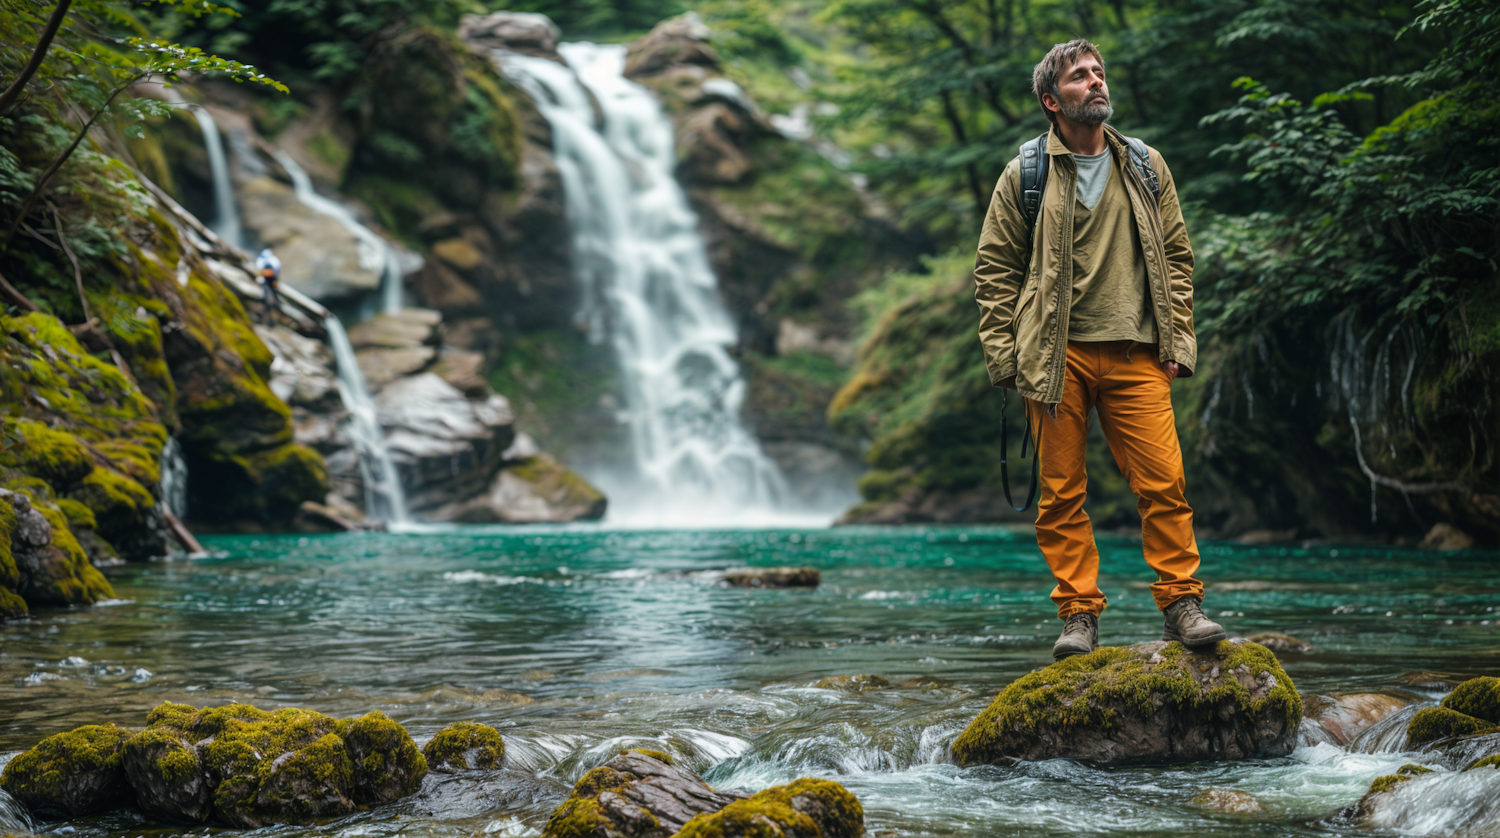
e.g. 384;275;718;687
421;722;505;771
339;711;427;804
675;778;863;838
541;750;743;838
1340;764;1435;821
0;488;114;608
0;724;131;817
951;640;1302;767
1440;677;1500;725
1405;706;1500;747
27;702;429;828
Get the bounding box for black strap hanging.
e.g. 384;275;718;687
999;390;1042;513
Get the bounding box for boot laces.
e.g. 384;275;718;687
1064;613;1094;634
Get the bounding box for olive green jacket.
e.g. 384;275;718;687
973;124;1196;404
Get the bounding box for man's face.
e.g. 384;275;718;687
1047;54;1111;126
262;268;275;278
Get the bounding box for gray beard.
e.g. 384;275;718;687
1060;96;1112;125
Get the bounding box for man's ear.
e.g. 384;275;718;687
1040;91;1060;117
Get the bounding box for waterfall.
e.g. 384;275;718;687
160;437;189;519
325;316;409;523
191;106;243;248
499;44;786;522
273;152;404;315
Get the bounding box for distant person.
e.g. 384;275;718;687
254;248;281;325
972;39;1225;661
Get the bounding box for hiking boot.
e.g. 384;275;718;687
1052;613;1098;661
1161;596;1227;648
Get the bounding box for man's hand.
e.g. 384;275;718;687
1162;361;1179;382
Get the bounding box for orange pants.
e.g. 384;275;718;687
1024;341;1203;618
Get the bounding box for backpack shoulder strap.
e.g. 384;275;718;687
1017;131;1050;232
1122;136;1160;204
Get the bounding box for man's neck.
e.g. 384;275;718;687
1054;118;1107;156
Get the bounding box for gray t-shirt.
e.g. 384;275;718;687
1074;148;1112;210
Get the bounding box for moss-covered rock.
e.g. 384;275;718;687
0;488;114;607
1406;706;1500;747
675;778;863;838
541;750;743;838
339;711;427;804
421;722;505;771
951;640;1302;767
121;727;213;822
1440;677;1500;725
1465;754;1500;771
0;724;131;817
1341;764;1435;821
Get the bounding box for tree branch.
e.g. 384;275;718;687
0;0;74;117
939;90;986;217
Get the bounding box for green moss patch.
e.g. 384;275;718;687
0;724;132;817
1406;707;1499;747
422;722;505;771
340;711;427;803
676;778;864;838
1367;764;1434;795
1441;677;1500;725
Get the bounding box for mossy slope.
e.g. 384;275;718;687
952;640;1302;766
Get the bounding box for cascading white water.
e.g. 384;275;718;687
274;152;404;315
191;106;244;248
500;44;786;523
325;316;409;523
159;437;189;519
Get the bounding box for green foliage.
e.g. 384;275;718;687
489;0;685;39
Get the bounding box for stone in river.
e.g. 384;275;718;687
422;722;506;772
541;750;743;837
1405;706;1500;748
0;724;131;817
1244;632;1313;653
1339;764;1434;822
541;750;862;838
951;640;1302;767
813;674;889;692
341;711;428;805
709;567;820;588
1192;788;1263;814
1301;692;1412;747
1440;676;1500;725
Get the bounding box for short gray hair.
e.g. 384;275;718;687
1032;39;1105;124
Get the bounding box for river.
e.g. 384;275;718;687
2;529;1497;836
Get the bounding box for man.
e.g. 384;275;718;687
973;38;1226;660
255;248;281;325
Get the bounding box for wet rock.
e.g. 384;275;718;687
1440;676;1500;724
1244;632;1313;654
457;11;561;59
1406;706;1500;747
348;309;442;351
258;325;340;412
1419;522;1475;550
121;727;213;822
541;750;744;838
708;566;820;588
0;724;132;817
1396;671;1469;691
427;456;605;524
1191;788;1263;814
1467;754;1500;771
1301;693;1412;747
0;488;114;609
430;349;489;397
238;176;382;302
676;778;863;838
341;711;428;805
951;640;1302;767
624;13;720;78
813;674;889;692
294;500;360;532
357;346;440;391
1340;764;1434;821
375;373;515;512
422;723;505;771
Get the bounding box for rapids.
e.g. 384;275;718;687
1;529;1496;836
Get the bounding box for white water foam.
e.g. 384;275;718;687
498;45;789;526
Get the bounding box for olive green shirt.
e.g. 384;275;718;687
1068;153;1158;344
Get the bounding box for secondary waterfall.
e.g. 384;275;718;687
325;317;409;523
190;106;243;248
273;152;404;315
500;44;786;522
159;437;188;519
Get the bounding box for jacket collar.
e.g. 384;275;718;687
1045;123;1127;157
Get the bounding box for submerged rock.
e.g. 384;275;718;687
1301;692;1413;747
1191;788;1264;815
951;640;1302;767
708;566;820;588
5;703;426;828
813;674;889;692
1244;632;1313;654
0;724;131;817
422;722;505;771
